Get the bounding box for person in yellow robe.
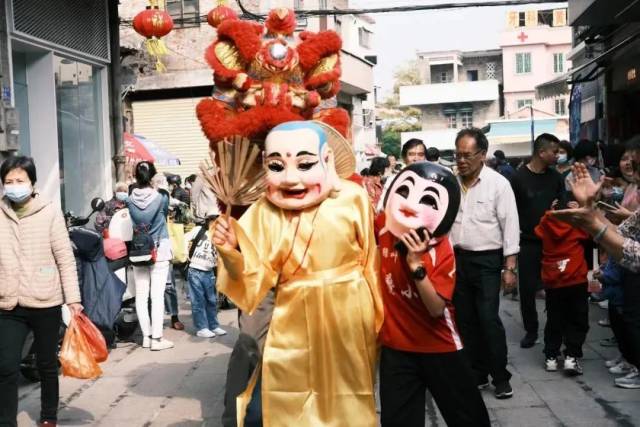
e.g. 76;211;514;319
213;121;383;427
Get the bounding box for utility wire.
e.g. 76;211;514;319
120;0;567;25
237;0;567;19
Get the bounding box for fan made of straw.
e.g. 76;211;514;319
200;136;266;209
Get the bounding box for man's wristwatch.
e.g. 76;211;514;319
501;266;517;275
411;265;427;281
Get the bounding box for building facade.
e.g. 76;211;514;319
501;8;572;117
1;0;116;215
399;49;503;151
564;0;640;148
120;0;376;178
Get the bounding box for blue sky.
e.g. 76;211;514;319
349;0;567;97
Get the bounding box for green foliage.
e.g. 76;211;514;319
381;129;401;158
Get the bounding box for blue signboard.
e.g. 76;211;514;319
569;83;582;146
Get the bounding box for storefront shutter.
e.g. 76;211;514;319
132;98;211;179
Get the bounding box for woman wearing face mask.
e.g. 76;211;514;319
556;140;573;177
0;156;83;427
94;181;129;235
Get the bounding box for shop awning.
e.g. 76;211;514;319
485;118;568;145
535;73;570;100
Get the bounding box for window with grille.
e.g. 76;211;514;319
460;111;473;128
516;52;532;74
555;99;566;115
518;11;526;27
440;72;449;83
486;62;496;79
553;53;564;73
517;99;533;109
445;113;457;129
166;0;200;28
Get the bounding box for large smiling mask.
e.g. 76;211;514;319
383;162;461;239
264;121;354;210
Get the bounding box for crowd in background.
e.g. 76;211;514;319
363;130;640;392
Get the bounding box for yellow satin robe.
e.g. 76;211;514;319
217;180;383;427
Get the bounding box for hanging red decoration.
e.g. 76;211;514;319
207;1;238;29
133;2;174;71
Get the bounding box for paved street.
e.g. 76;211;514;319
17;291;640;427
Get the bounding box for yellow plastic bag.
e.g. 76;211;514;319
59;316;102;379
168;220;187;264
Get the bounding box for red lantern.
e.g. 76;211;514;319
207;1;238;28
133;6;174;39
133;5;174;71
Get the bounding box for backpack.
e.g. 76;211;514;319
128;205;162;266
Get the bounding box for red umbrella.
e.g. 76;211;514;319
123;132;181;166
124;132;154;163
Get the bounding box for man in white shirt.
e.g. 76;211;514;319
376;139;427;212
450;128;520;400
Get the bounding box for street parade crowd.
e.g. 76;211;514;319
1;6;640;427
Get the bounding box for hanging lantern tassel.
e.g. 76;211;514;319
145;38;169;72
133;5;174;72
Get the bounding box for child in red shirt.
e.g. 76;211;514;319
377;162;489;427
535;197;591;375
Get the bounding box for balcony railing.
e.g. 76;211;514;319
399;80;500;106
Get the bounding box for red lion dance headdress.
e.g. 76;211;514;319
196;7;351;145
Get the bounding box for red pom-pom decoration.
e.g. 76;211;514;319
265;8;297;36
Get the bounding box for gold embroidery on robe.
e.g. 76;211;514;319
217;181;383;427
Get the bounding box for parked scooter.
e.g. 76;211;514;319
20;198;107;382
70;198;127;348
106;207;140;342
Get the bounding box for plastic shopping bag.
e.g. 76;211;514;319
75;312;108;363
59;315;103;379
169;220;187;264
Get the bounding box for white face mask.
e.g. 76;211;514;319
557;154;568;165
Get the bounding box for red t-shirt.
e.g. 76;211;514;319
375;214;463;353
534;212;590;288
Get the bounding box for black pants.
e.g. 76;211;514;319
543;284;589;358
0;306;61;426
518;240;542;336
222;290;275;427
453;249;511;384
609;303;633;364
380;346;490;427
622;271;640;368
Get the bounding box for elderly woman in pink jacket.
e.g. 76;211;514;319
0;156;82;427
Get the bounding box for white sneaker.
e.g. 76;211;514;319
610;361;634;375
142;336;151;348
598;300;609;309
212;327;227;336
564;356;583;376
615;368;640;389
150;338;174;351
545;357;559;372
196;329;216;338
605;356;623;368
